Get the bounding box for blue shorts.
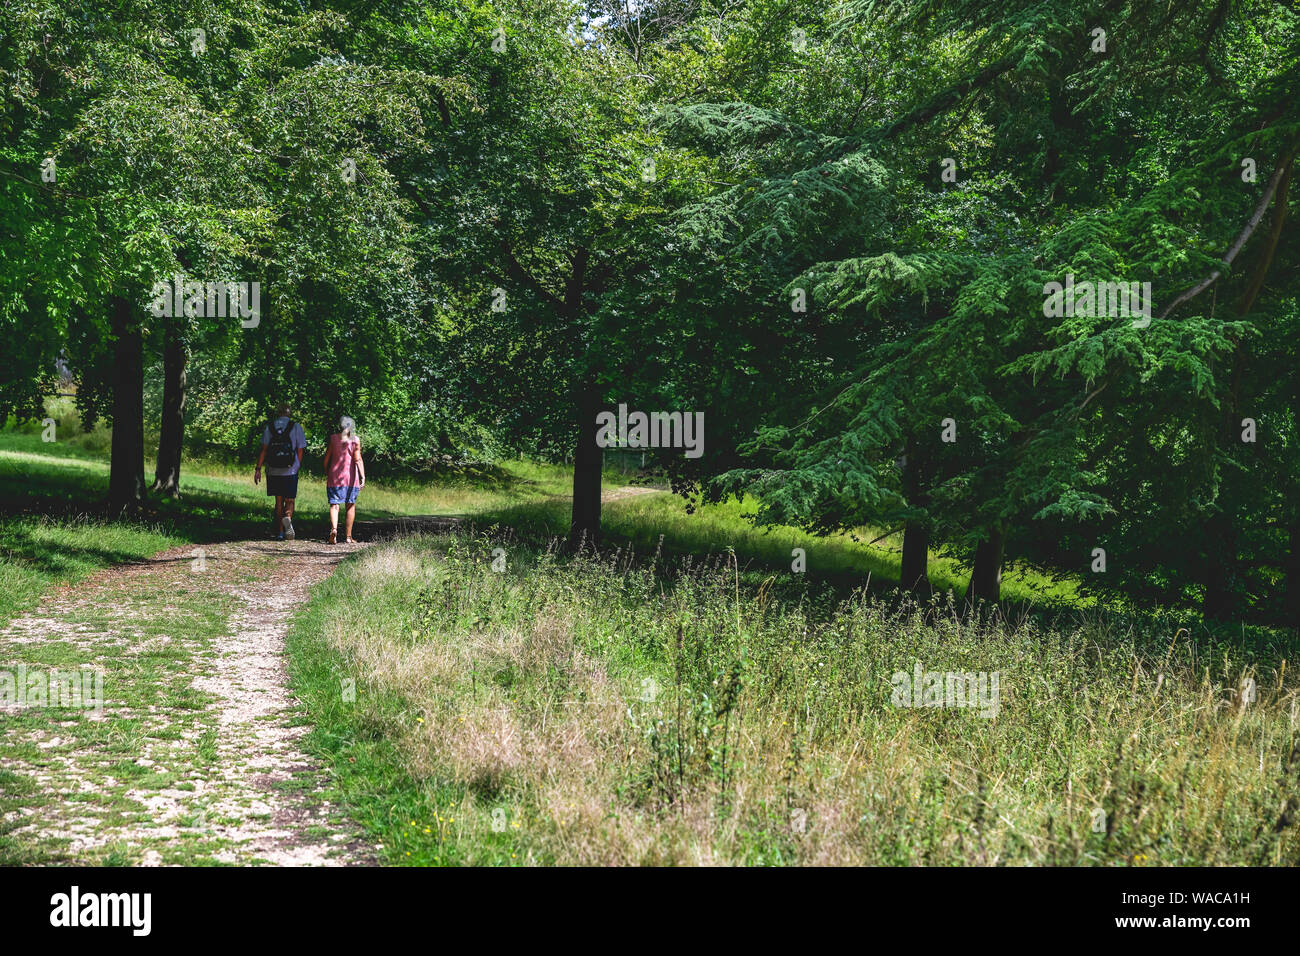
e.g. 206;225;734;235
327;486;360;505
267;473;299;498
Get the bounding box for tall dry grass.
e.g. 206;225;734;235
301;531;1300;866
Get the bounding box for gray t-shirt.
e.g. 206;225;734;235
261;417;307;476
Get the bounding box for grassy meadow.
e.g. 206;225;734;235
1;396;1079;630
4;404;1299;866
0;399;571;625
288;529;1300;865
482;491;1089;610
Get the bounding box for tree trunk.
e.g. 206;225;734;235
568;386;603;551
1286;519;1300;630
965;528;1005;608
1202;511;1238;621
899;439;930;593
152;317;187;497
108;295;146;511
901;521;930;594
1201;157;1292;622
1201;355;1245;622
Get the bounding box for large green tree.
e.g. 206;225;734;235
689;0;1300;617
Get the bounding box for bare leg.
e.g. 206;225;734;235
329;503;339;533
345;503;356;541
285;497;296;521
273;495;285;531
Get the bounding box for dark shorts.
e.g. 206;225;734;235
267;473;299;498
327;485;360;505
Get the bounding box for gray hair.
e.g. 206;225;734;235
338;416;356;438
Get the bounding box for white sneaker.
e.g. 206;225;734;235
282;516;295;540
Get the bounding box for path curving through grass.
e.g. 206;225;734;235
0;537;375;865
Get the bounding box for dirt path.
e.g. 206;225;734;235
0;491;648;865
545;484;665;505
0;536;375;865
600;485;664;503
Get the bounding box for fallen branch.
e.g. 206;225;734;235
868;525;905;546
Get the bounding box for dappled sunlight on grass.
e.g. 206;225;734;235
484;485;1088;608
1;419;1084;629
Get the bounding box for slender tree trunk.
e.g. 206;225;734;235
1203;511;1239;621
965;528;1005;608
1042;73;1078;205
108;295;146;511
152;317;187;497
568;386;603;551
1201;342;1247;622
1202;157;1292;622
1201;410;1241;621
1286;519;1300;630
899;440;930;593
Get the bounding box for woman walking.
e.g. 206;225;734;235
323;416;366;544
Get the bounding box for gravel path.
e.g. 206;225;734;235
0;537;373;865
0;492;647;865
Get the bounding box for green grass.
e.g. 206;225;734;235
0;552;241;865
287;529;1300;866
0;515;188;626
3;394;1076;631
0;403;586;629
481;486;1087;610
0;423;580;527
7;401;1299;867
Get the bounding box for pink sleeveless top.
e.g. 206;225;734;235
326;433;360;486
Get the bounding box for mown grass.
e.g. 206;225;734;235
0;401;582;628
0;549;245;865
0;516;188;627
0;413;579;527
3;392;1023;633
288;529;1300;866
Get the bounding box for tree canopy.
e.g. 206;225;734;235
3;0;1298;622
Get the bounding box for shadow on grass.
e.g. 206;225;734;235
0;455;266;543
449;500;1296;662
0;528;194;579
0;446;469;549
469;498;1139;639
471;498;913;606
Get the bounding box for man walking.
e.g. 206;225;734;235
254;404;306;540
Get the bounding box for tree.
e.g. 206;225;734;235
689;0;1300;616
386;1;681;547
